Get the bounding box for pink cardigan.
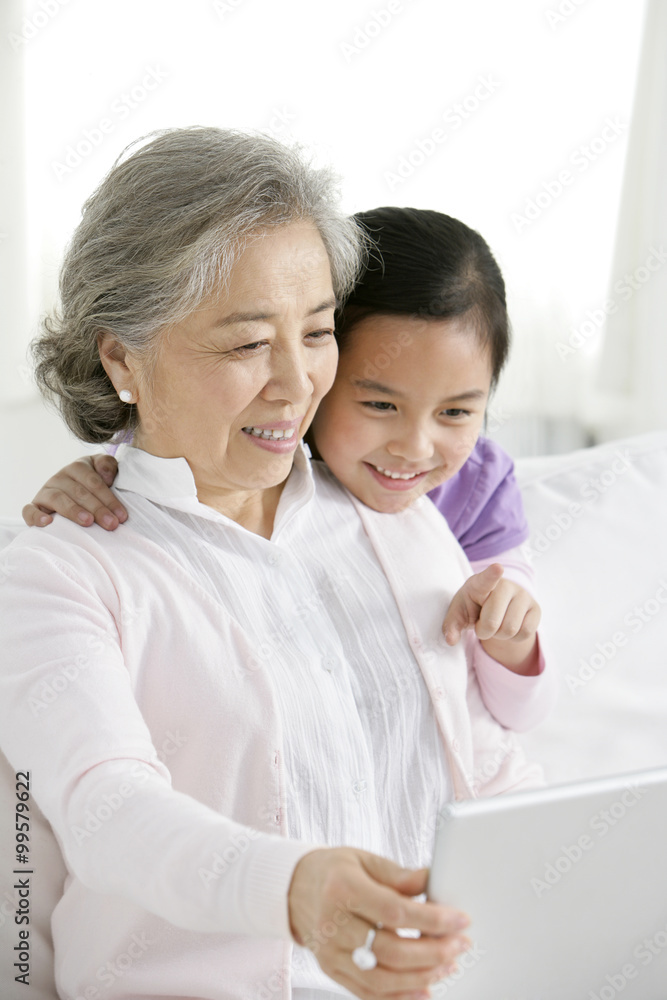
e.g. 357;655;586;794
0;458;542;999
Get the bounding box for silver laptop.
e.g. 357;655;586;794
427;766;667;999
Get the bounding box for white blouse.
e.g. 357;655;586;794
111;448;453;993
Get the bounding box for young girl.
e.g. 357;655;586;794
22;207;553;730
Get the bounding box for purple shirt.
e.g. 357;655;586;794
427;436;529;562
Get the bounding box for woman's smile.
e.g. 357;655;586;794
242;417;303;452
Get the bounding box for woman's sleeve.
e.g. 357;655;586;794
0;537;316;940
467;546;557;732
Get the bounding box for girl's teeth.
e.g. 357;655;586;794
246;427;295;440
374;465;421;480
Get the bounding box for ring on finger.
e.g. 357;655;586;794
352;926;378;971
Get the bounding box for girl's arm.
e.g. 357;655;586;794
446;545;556;732
22;454;126;529
443;560;541;675
428;438;555;731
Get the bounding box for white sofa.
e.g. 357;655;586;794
515;429;667;785
1;430;666;998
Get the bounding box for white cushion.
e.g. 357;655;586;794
515;430;667;785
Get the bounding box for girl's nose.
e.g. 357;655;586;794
386;424;435;463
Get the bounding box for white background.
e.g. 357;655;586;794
0;0;646;514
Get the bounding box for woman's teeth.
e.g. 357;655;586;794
244;427;296;440
373;465;422;480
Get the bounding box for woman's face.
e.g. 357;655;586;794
311;313;492;513
130;222;338;504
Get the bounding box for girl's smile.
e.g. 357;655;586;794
364;463;432;490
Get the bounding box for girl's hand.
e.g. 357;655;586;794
288;846;471;1000
22;455;126;530
442;564;541;675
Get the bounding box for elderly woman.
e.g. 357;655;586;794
0;128;540;1000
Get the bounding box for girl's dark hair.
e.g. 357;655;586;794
336;206;510;389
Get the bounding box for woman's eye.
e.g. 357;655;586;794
306;329;334;342
362;401;396;412
231;341;265;355
442;408;470;418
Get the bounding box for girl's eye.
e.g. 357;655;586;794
362;401;396;412
442;408;470;418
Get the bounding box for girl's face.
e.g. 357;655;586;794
311;313;493;513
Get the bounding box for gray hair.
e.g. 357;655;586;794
33;126;367;442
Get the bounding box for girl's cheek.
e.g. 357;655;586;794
457;423;482;456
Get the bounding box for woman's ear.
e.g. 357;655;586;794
97;332;138;400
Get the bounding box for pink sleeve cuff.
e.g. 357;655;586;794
470;634;557;731
241;836;325;940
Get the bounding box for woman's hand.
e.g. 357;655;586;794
288;847;471;999
442;564;541;675
22;455;126;530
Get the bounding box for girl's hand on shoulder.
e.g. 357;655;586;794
22;454;126;530
442;564;542;675
288;846;471;999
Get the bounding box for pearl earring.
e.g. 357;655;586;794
119;390;134;404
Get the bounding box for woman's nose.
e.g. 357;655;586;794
263;343;313;404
